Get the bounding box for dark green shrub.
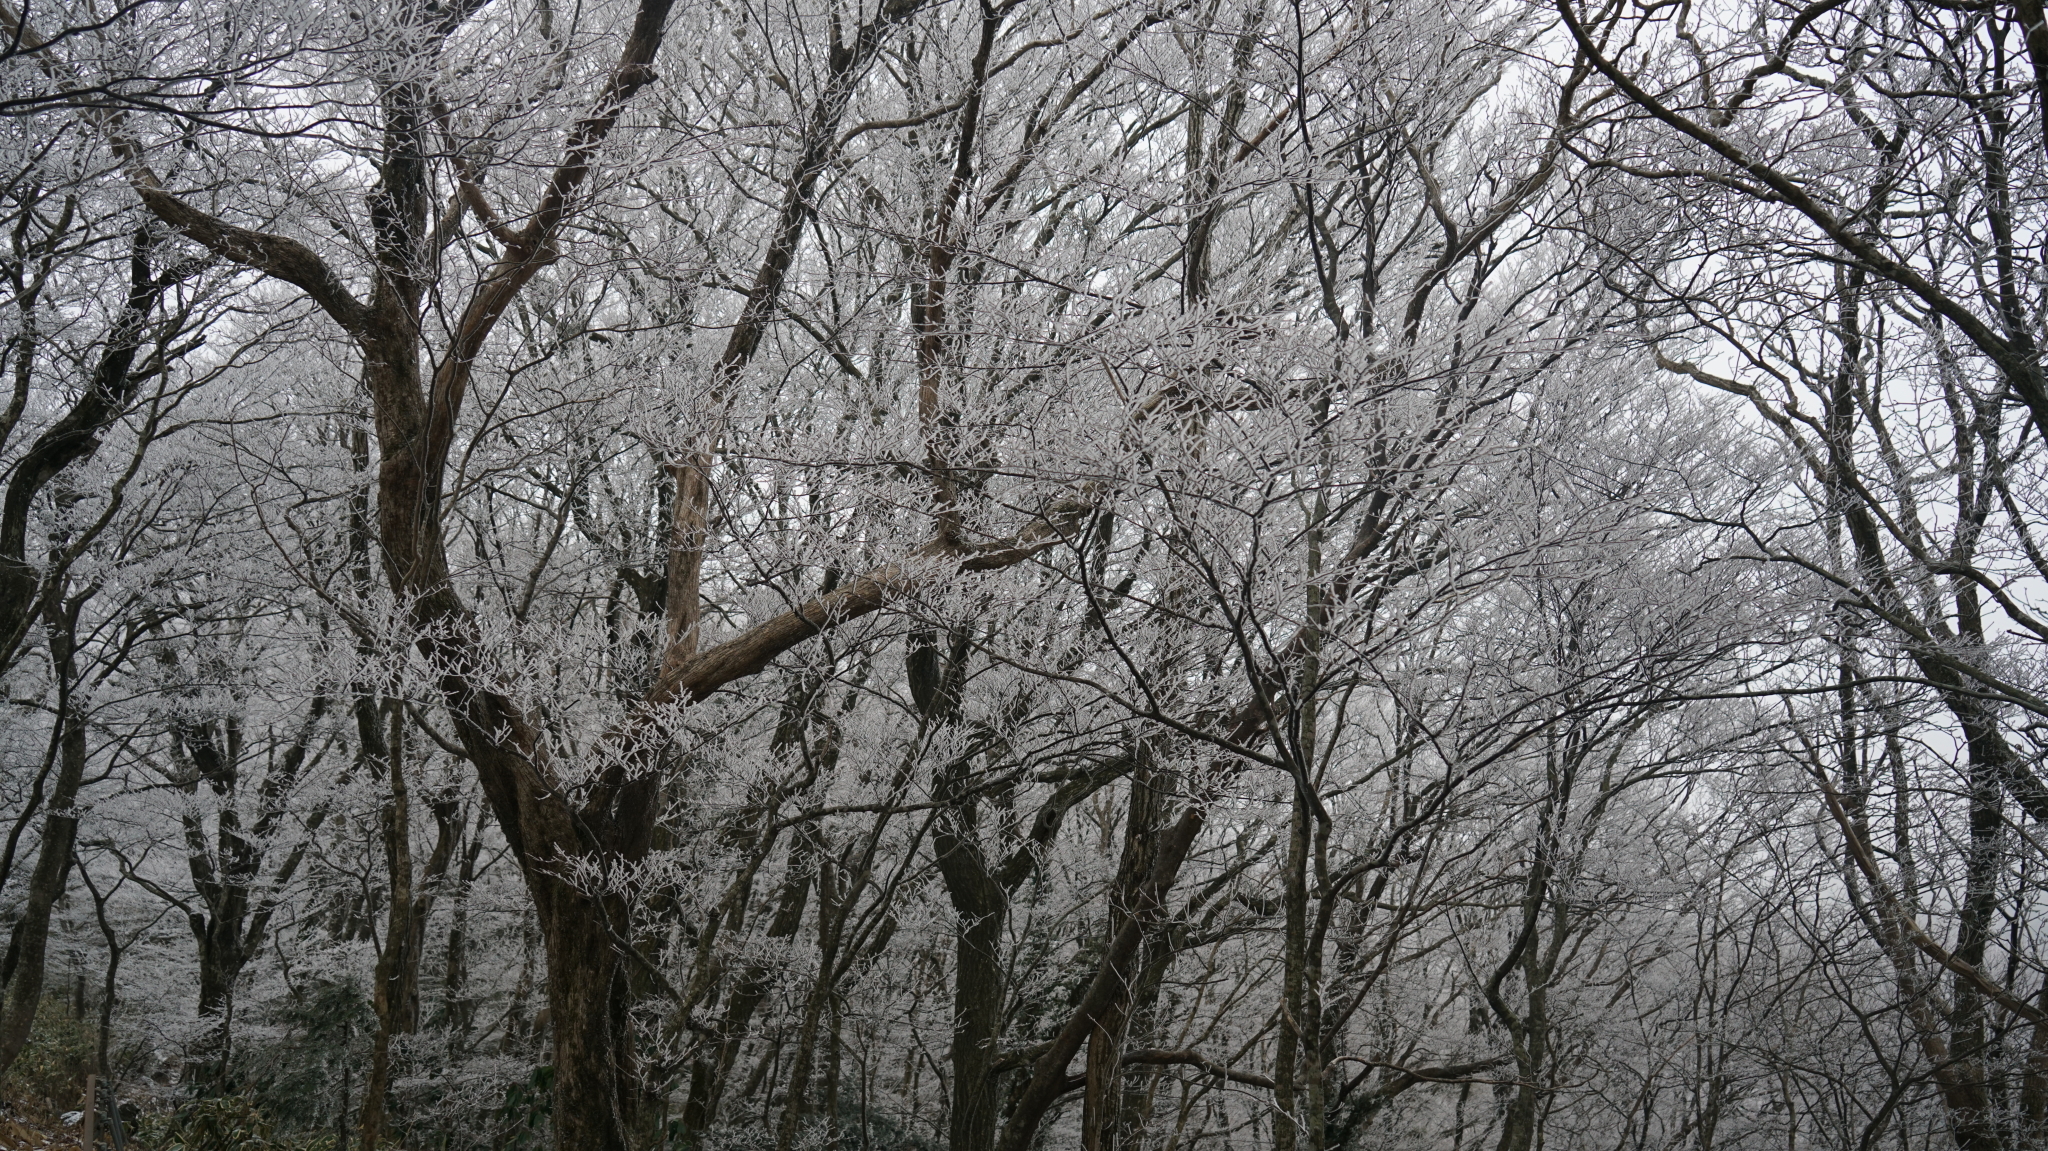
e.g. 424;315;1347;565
493;1064;551;1151
136;1094;337;1151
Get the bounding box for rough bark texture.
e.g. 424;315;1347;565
936;824;1005;1151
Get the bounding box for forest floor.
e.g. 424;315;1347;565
0;1109;87;1150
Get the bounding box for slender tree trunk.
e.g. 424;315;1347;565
777;845;843;1151
683;796;816;1134
2023;983;2048;1143
1488;830;1552;1151
1274;787;1309;1151
443;808;487;1040
360;702;413;1149
0;229;161;678
0;587;86;1080
997;804;1207;1151
1945;719;2005;1151
824;997;842;1149
1083;766;1160;1151
78;855;128;1150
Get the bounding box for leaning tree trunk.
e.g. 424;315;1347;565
997;805;1209;1151
0;231;169;1078
0;230;163;678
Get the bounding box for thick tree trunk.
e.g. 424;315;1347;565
936;832;1005;1151
189;914;248;1087
532;876;648;1151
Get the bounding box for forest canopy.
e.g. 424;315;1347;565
0;0;2044;1148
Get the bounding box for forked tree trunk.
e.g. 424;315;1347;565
112;7;1096;1148
997;805;1208;1151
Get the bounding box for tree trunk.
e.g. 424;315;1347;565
0;230;162;678
442;808;487;1041
532;876;648;1151
0;588;86;1080
188;911;248;1088
1274;787;1309;1151
362;701;456;1149
1943;716;2004;1151
997;804;1207;1151
1487;832;1551;1151
1083;767;1161;1151
936;828;1005;1151
776;844;843;1151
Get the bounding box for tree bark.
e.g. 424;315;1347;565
0;587;88;1080
0;229;166;677
360;704;461;1148
935;821;1006;1151
1082;765;1160;1151
996;804;1207;1151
